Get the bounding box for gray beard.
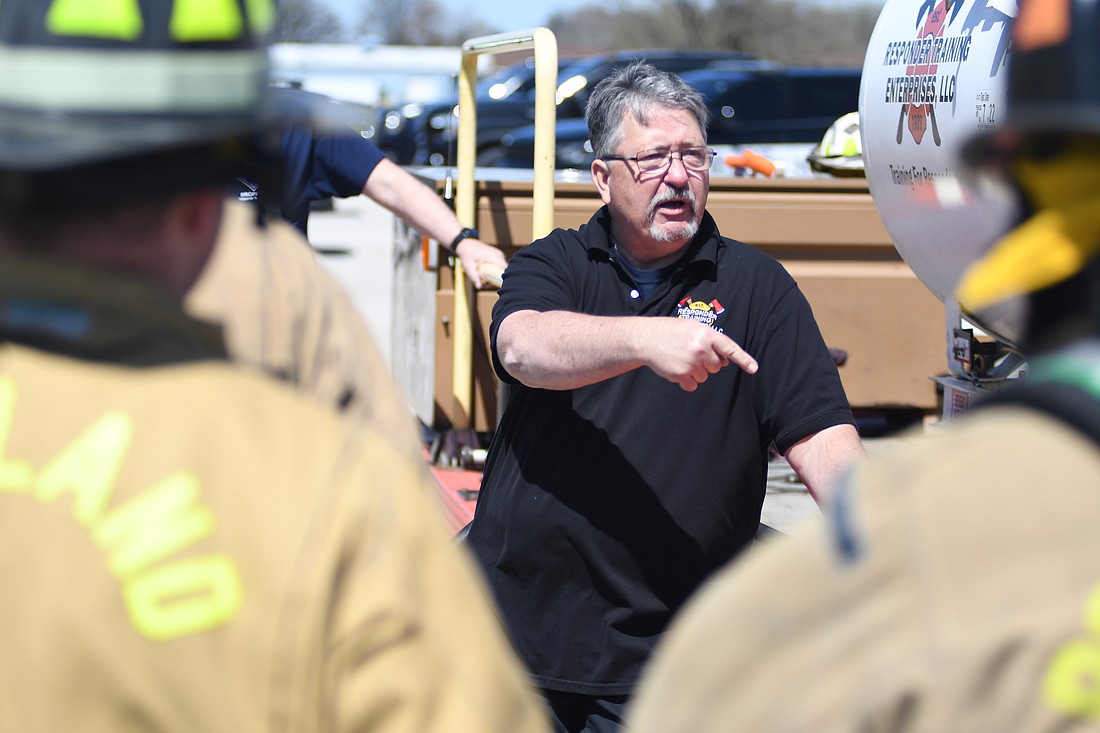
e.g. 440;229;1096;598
647;185;698;243
649;219;699;243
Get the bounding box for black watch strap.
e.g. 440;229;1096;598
448;227;479;254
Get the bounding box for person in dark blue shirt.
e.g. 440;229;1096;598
277;122;385;237
241;117;507;289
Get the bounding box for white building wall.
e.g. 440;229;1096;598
270;43;494;108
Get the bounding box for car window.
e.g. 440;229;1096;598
702;76;785;122
555;53;751;109
790;74;861;118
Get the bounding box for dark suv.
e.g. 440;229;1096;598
375;56;556;164
489;65;862;169
375;50;756;166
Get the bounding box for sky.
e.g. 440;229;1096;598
323;0;598;37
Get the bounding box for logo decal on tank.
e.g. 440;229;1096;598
880;0;1013;148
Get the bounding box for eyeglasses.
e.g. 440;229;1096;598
600;146;716;173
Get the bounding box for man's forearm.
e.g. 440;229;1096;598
496;311;648;390
363;158;463;244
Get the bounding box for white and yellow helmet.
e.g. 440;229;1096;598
807;111;863;177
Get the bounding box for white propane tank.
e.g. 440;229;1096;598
859;0;1019;348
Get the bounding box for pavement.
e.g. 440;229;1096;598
308;196;397;364
760;435;918;534
761;458;820;533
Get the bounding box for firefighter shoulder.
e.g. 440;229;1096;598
0;2;548;731
628;406;1100;732
184;200;420;446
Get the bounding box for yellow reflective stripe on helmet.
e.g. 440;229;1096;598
45;0;275;43
956;142;1100;312
170;0;243;42
956;201;1100;312
244;0;276;35
46;0;144;41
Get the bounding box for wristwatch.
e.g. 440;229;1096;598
448;227;479;255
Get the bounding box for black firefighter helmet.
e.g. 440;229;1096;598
957;0;1100;334
964;0;1100;166
0;0;319;213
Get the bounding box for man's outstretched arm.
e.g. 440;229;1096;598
496;309;758;392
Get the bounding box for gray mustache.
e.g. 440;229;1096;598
648;186;696;220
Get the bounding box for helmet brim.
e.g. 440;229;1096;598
0;84;363;172
0;111;273;171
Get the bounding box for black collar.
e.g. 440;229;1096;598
0;254;227;367
585;205;722;277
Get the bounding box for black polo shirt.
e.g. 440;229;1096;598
466;207;854;695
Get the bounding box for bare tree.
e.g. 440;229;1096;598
784;4;882;65
359;0;493;45
548;6;623;54
276;0;346;42
706;0;798;53
613;4;696;49
546;0;882;66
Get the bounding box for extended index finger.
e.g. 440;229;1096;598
723;340;758;375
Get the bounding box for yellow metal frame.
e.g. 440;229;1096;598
451;27;558;427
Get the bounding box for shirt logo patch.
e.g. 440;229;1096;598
676;296;725;328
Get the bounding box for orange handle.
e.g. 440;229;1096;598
724;149;776;177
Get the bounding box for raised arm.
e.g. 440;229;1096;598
496;309;758;392
362;157;508;288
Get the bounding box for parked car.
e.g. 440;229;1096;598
375;50;758;166
486;65;862;169
480;54;582;101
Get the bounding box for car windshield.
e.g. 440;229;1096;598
553;53;758;104
553;57;608;99
689;75;743;100
480;58;537;99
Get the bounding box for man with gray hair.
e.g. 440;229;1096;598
465;61;863;731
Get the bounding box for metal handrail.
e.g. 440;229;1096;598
450;27;557;427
